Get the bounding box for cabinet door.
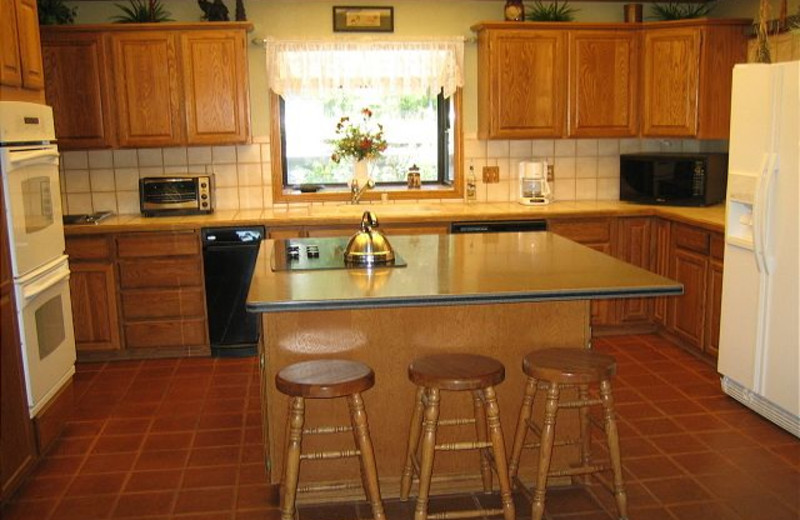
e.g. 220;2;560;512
705;258;724;358
669;248;708;350
642;27;700;137
180;29;249;144
15;0;44;90
69;263;121;352
651;218;671;327
0;0;23;87
111;31;183;147
479;30;566;138
615;217;652;323
568;30;638;137
42;31;115;150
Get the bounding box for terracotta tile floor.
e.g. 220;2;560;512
2;334;798;519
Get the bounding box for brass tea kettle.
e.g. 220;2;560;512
344;211;396;265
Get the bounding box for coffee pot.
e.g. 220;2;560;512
518;160;552;205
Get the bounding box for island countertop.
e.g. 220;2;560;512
247;231;683;313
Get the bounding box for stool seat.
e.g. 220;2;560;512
276;359;374;398
523;348;616;384
408;353;505;391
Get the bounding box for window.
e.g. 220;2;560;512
265;38;464;202
280;90;454;188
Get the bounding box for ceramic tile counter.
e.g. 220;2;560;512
249;232;682;500
62;201;725;235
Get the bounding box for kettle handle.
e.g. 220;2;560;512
360;211;378;231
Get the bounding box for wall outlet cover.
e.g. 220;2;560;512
482;166;500;183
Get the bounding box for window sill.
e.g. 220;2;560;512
273;183;463;204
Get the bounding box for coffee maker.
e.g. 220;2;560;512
518;160;552;205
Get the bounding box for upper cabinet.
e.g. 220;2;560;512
473;19;749;140
642;19;749;139
568;29;638;137
476;28;566;139
1;0;45;103
40;22;252;150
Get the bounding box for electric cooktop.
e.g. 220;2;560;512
271;237;406;272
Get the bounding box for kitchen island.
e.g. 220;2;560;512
248;231;682;501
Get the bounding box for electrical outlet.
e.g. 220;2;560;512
482;166;500;184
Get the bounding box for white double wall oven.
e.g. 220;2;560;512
0;101;75;418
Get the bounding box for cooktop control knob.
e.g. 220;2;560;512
306;245;320;258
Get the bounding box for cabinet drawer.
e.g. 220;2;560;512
124;318;207;348
117;232;200;258
66;236;112;261
548;218;612;244
673;224;709;254
710;233;724;260
121;288;206;320
118;258;203;289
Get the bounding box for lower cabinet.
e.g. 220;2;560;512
705;234;725;357
66;235;120;352
615;217;653;324
66;230;209;359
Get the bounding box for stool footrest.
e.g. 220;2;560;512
303;425;353;435
298;481;363;494
549;463;609;478
558;398;603;409
438;418;477;427
428;508;506;519
522;436;581;450
435;440;493;451
300;449;361;461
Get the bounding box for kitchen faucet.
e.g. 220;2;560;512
349;178;375;204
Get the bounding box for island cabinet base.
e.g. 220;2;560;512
260;300;592;502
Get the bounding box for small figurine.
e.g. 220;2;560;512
235;0;246;21
198;0;229;21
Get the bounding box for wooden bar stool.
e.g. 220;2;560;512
399;353;515;520
508;348;628;520
275;359;386;520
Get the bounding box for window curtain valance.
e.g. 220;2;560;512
265;38;464;98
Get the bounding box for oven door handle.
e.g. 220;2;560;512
9;148;60;168
22;270;70;302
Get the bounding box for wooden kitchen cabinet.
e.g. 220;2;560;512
1;176;37;502
548;217;616;326
475;26;567;139
0;0;45;102
668;223;710;351
651;218;671;327
180;29;250;144
116;231;209;353
41;31;115;149
111;30;184;147
642;19;749;139
568;29;638;137
705;233;725;357
65;235;121;352
615;217;652;323
40;23;252;150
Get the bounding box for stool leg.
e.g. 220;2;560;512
531;382;560;520
414;387;440;520
281;397;305;520
509;376;538;481
400;386;425;501
483;386;515;520
472;390;492;493
347;392;386;520
600;379;628;520
578;384;591;486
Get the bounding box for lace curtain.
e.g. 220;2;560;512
265;38;465;98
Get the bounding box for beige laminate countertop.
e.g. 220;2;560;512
62;201;725;235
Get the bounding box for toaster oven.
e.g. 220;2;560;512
139;175;213;216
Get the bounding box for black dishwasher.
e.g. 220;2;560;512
202;226;265;357
450;219;547;233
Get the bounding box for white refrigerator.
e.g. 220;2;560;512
717;61;799;437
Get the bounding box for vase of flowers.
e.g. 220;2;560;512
330;108;388;184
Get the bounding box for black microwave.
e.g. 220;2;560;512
620;153;728;206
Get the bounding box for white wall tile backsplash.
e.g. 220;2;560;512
58;136;728;215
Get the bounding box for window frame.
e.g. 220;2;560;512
269;89;464;204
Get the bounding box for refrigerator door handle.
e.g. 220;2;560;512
753;153;773;274
760;153;778;275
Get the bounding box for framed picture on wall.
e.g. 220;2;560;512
333;6;394;33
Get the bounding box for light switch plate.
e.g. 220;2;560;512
482;166;500;184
